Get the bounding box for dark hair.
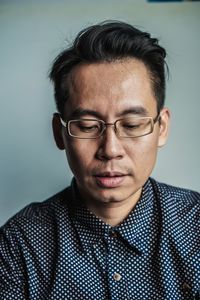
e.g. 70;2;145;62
49;21;168;115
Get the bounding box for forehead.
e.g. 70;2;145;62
64;59;157;118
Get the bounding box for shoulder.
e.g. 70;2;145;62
0;186;74;291
1;185;73;232
149;177;199;229
149;177;199;239
150;177;200;208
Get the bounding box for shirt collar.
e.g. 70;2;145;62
70;179;111;246
69;178;159;254
116;179;159;253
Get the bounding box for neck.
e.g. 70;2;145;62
84;189;142;227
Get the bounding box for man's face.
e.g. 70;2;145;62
53;59;169;206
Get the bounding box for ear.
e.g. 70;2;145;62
158;108;170;148
52;113;65;150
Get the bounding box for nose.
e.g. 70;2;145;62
96;125;125;161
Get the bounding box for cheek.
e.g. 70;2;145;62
64;139;96;175
141;144;158;166
127;136;159;170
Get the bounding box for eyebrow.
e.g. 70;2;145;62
69;108;101;119
68;106;148;119
117;107;148;117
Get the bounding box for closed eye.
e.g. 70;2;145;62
78;124;99;132
123;124;141;129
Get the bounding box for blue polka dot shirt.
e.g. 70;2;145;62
0;178;199;299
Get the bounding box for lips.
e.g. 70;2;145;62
94;172;126;188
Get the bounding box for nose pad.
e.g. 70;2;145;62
101;123;117;136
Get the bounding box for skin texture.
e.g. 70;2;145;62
53;59;170;226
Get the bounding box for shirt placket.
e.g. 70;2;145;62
105;230;129;300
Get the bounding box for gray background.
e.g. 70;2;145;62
0;0;199;226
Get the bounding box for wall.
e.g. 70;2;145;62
0;0;199;225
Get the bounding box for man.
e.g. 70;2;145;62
0;21;199;300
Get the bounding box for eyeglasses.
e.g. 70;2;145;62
60;114;160;139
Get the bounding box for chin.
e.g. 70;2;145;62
78;177;140;204
91;188;134;204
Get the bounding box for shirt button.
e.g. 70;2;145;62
110;231;118;238
182;282;191;293
113;272;122;281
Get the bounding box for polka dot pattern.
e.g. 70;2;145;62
0;178;199;299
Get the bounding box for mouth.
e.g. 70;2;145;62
94;172;127;188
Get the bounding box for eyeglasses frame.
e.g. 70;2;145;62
59;113;160;139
